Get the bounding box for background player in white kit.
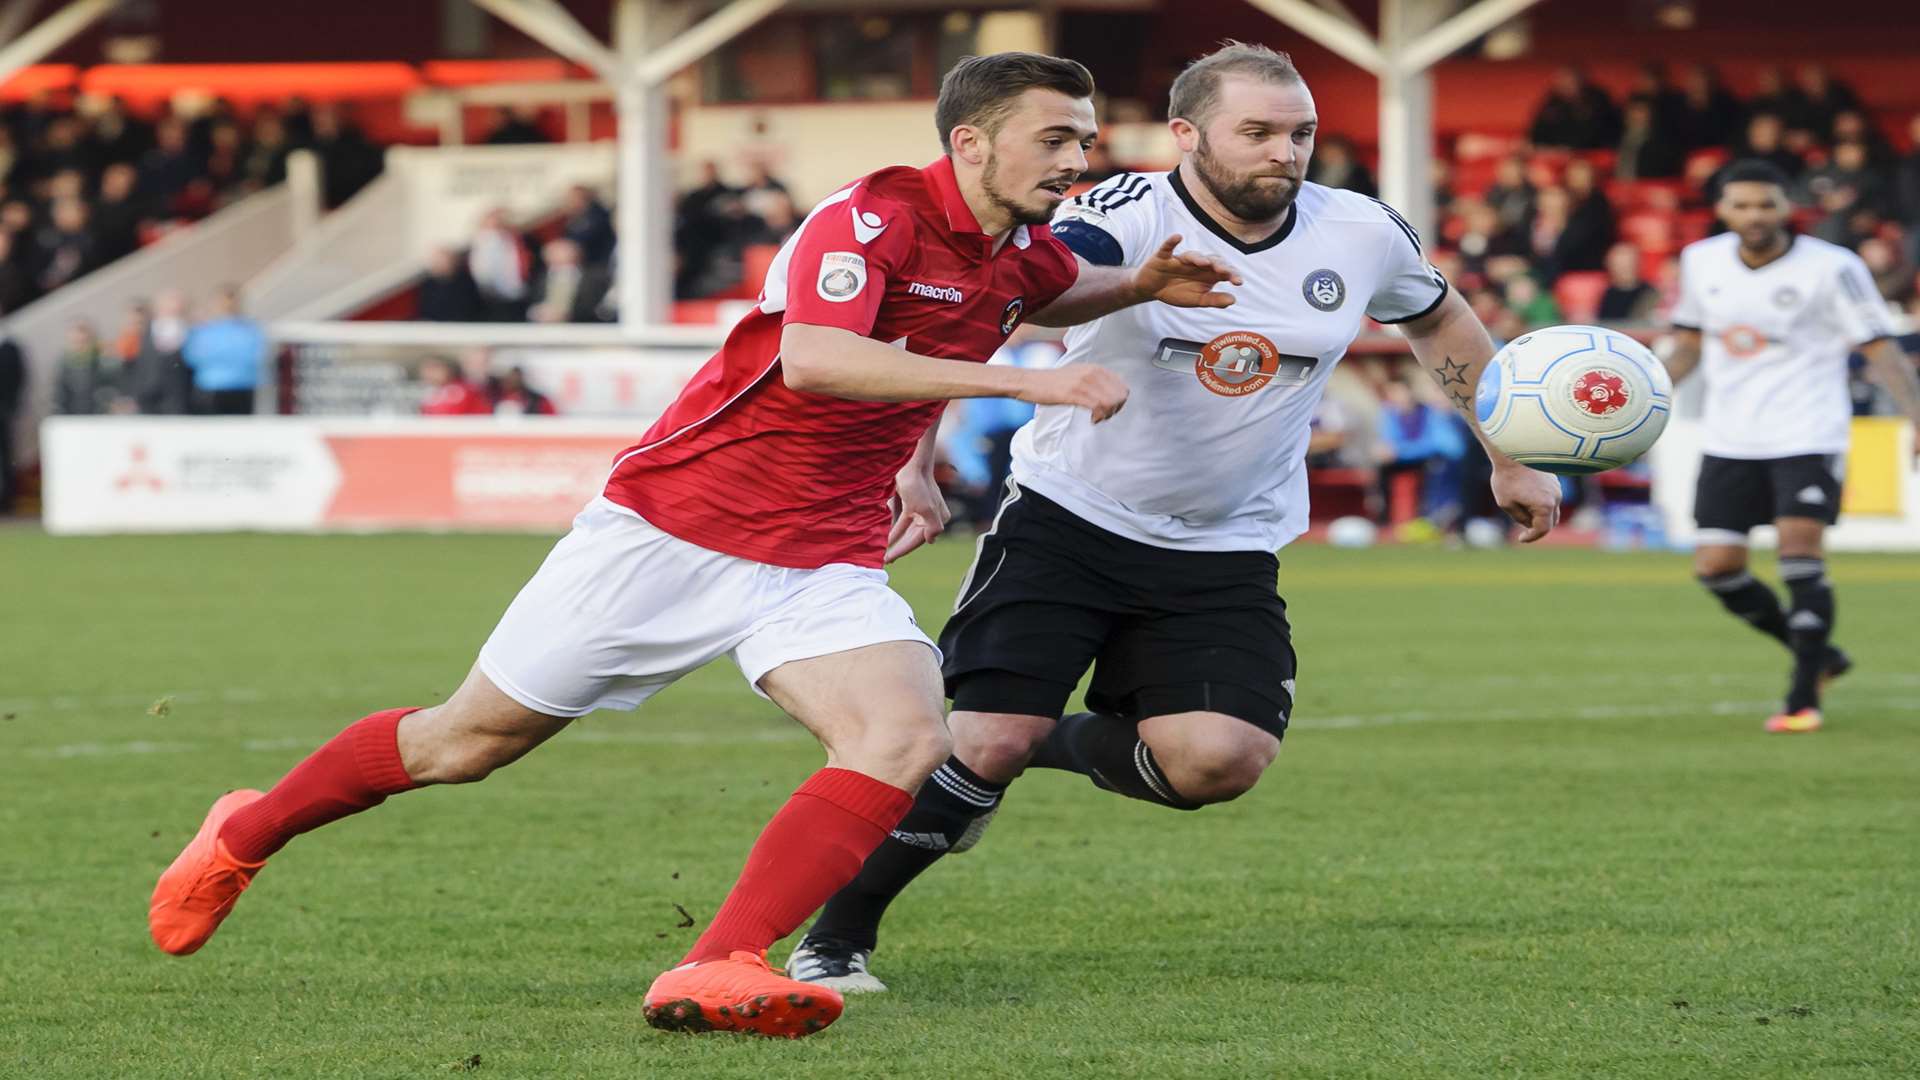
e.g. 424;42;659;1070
1665;159;1920;734
789;43;1564;991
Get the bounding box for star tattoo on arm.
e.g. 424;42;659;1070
1447;388;1473;411
1437;357;1470;388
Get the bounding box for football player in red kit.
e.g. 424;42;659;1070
148;52;1240;1040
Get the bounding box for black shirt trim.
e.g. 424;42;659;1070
1168;167;1296;254
1375;277;1451;324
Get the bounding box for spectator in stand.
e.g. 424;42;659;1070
121;300;190;415
1803;141;1891;218
674;161;736;298
1675;63;1744;152
1725;112;1804;184
116;299;187;413
484;106;549;145
181;286;264;415
1372;375;1466;524
418;354;492;415
28;115;89;185
310;104;382;207
1899;114;1920;260
0;231;33;312
1453;199;1524;281
418;245;485;322
1431;157;1455;210
1306;135;1376;197
1504;273;1563;327
0;325;20;514
469;208;531;320
0;127;17;189
561;184;616;267
1617;98;1686;180
1598;241;1659;322
1747;67;1805;135
87;96;153;169
739;161;792;224
1812;185;1879;251
137;116;197;211
92;162;147;264
1483;156;1535;238
526;237;612;324
1790;64;1862;142
241;109;294;192
1466;285;1507;328
195;120;248;210
150;287;191;364
1627;61;1687;136
1858;237;1916;305
1528;186;1576;279
35;197;98;293
1528;66;1622;150
1561;160;1617;266
1831;110;1894;168
53;318;119;415
743;189;799;247
491;367;557;416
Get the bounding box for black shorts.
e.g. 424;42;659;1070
1694;454;1845;538
938;482;1296;737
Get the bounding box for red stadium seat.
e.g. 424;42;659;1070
1620;211;1677;254
1677;209;1716;244
1553;271;1609;323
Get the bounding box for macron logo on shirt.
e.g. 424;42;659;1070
852;209;888;244
907;282;964;303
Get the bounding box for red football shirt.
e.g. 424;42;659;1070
604;156;1081;569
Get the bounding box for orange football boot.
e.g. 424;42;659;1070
644;950;845;1038
1764;708;1822;734
149;789;267;955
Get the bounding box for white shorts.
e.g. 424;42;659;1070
477;498;937;718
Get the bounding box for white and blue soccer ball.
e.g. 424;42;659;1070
1475;325;1672;475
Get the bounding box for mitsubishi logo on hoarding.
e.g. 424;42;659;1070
114;445;166;492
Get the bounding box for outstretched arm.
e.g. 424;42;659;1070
1396;289;1563;542
780;323;1129;422
1027;236;1241;327
1662;328;1704;385
1862;337;1920;436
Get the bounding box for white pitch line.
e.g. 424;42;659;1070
19;695;1920;760
6;671;1920;718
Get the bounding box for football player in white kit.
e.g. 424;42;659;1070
789;42;1564;991
1665;159;1920;734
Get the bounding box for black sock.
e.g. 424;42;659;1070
1028;711;1200;810
803;757;1005;952
1698;569;1790;646
1781;557;1835;712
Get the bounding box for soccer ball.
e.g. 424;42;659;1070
1475;324;1672;475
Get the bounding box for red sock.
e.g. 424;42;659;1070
219;707;423;862
682;767;912;965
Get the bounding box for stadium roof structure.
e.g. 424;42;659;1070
0;0;1546;331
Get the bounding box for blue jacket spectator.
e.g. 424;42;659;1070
183;288;266;414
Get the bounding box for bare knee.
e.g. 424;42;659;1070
952;712;1055;783
820;704;952;789
1140;713;1280;805
1694;544;1749;580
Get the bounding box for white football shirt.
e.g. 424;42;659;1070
1012;171;1449;552
1670;232;1896;459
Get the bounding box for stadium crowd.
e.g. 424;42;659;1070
5;63;1917;532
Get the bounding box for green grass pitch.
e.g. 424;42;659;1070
2;528;1916;1078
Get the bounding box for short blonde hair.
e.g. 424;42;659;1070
1169;41;1302;126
